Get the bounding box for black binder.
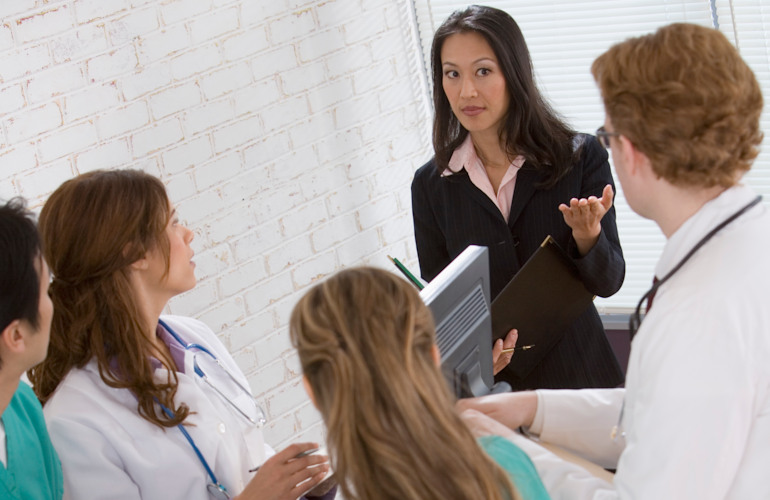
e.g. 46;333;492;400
491;235;594;380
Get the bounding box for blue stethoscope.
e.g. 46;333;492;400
156;318;233;500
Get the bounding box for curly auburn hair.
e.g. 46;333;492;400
592;23;763;188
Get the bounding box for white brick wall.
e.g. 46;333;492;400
0;0;432;450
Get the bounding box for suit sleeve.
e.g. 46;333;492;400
568;136;625;298
411;165;450;282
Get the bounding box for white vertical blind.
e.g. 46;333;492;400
411;0;769;310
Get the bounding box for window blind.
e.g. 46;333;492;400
411;0;769;310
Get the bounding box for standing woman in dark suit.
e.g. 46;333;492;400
411;5;625;391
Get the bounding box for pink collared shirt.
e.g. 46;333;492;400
443;135;525;223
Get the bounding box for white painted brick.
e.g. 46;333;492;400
254;328;294;369
162;136;213;175
230;220;283;263
290;249;336;289
222;26;269;63
376;82;414;117
14;5;74;43
194;152;242;190
120;64;172;100
240;1;288;26
50;25;109;64
326;178;370;216
197;296;244;334
199;63;252;100
160;0;213;25
370;156;414;192
251;184;305;224
279;198;327;239
265;236;312;275
268;10;315;46
0;145;37;181
74;0;130;23
96;101;150;140
352;60;391;94
232;78;282;118
342;7;387;45
296;28;345;63
244;271;294;314
324;42;370;78
0;2;36;22
250;359;290;401
166;279;218;317
287;110;334;149
75;139;131;173
335;227;382;266
310;213;357;252
64;82;120;123
38;121;99;162
211;115;263;153
182;98;234;136
346;145;389;179
298;163;348;201
249;45;298;82
228;310;275;353
0;24;13;52
260;96;308;134
360;109;403;145
0;44;51;83
6;102;62;143
87;45;138;82
131;119;184;157
306;78;353;113
174;187;229;225
369;28;405;63
333;94;380;130
382;2;401;30
265;145;317;185
390;129;424;159
170;45;222;81
284;351;302;380
231;346;257;378
0;84;25;116
136;24;189;65
315;128;363;164
264;378;310;419
107;7;160;46
188;6;239;45
17;162;73;199
163;171;198;203
218;258;268;297
261;409;295;447
149;83;202;120
279;60;326;96
26;64;85;104
316;0;363;26
357;193;398;230
242;131;290;169
380;211;414;246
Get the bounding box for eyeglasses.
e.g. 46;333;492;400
595;126;621;149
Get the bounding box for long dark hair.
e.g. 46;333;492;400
29;169;189;428
431;5;577;187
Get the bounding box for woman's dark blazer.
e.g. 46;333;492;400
411;134;625;390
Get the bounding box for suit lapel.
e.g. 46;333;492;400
508;165;543;227
448;171;506;222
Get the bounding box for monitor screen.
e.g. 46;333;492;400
419;245;510;398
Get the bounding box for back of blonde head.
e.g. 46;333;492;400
290;267;519;500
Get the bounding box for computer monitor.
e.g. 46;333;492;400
419;245;510;399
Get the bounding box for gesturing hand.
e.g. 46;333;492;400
237;442;330;500
558;184;614;255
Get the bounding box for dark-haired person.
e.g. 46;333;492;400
411;5;625;391
460;23;770;498
290;266;550;500
29;170;335;500
0;198;63;500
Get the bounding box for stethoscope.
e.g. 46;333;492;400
156;319;240;500
612;194;762;442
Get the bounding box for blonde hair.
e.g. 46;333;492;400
290;267;519;500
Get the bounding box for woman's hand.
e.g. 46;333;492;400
492;329;518;375
237;442;330;500
559;184;614;256
456;391;538;431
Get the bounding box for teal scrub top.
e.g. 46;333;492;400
0;382;63;500
479;435;551;500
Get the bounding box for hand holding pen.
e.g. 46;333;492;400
239;442;329;500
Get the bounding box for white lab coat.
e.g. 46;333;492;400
43;315;275;500
513;185;770;499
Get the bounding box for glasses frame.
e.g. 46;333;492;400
595;126;621;149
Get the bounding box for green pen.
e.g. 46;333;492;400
388;255;424;290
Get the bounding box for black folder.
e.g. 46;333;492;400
491;235;594;380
